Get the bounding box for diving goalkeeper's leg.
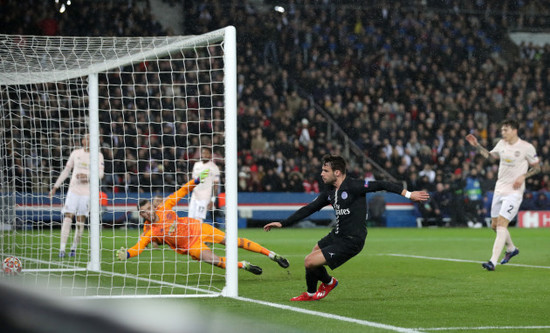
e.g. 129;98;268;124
237;237;290;268
190;247;263;275
204;222;289;268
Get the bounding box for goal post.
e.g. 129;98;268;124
0;26;238;298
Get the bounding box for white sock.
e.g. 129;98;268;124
490;226;507;265
326;277;334;285
71;220;85;250
504;228;516;253
60;217;73;252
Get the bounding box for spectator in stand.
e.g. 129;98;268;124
534;192;549;210
4;0;550;202
519;192;537;211
464;168;484;228
449;169;467;227
431;182;453;224
287;171;305;192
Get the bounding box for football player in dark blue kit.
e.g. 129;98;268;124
264;154;430;301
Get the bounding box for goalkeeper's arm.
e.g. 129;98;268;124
162;169;211;211
117;231;152;260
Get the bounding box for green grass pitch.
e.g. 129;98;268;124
2;226;550;332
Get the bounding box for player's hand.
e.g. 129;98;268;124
410;191;430;202
48;187;57;199
116;247;128;261
264;222;282;232
465;134;478;147
513;175;525;190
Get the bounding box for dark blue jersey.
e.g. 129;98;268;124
281;177;403;240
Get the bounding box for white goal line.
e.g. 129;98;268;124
18;255;221;297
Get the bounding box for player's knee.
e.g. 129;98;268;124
304;255;320;269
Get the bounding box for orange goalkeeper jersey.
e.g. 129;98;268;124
128;179;202;258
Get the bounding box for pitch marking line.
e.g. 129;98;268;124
236;296;424;333
382;254;550;269
417;326;550;331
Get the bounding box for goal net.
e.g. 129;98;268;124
0;26;239;298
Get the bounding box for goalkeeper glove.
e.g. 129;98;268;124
117;247;128;261
195;169;210;183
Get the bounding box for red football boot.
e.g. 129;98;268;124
290;292;315;301
312;277;338;300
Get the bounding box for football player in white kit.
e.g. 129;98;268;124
466;119;541;271
189;147;220;222
49;134;105;258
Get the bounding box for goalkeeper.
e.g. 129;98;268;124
117;170;289;275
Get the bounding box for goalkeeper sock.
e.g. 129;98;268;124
238;237;270;256
60;216;73;252
71;219;85;250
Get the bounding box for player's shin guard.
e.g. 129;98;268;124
60;217;73;252
238;237;270;256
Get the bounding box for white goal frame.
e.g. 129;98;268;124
0;26;238;298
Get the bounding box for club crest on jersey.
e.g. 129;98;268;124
341;191;348;200
515;151;520;157
364;180;369;188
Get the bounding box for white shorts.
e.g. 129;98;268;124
491;193;522;221
188;198;209;220
62;191;90;216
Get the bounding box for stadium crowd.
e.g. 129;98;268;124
2;0;550;226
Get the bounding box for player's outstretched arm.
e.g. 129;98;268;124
163;171;210;210
264;222;282;232
117;233;152;260
465;134;492;159
403;190;430;202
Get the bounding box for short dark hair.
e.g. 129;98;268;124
322;154;346;174
501;119;519;130
137;199;150;211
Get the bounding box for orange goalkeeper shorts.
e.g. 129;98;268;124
187;223;226;260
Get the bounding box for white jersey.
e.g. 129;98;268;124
53;148;105;196
490;138;539;195
191;160;220;201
